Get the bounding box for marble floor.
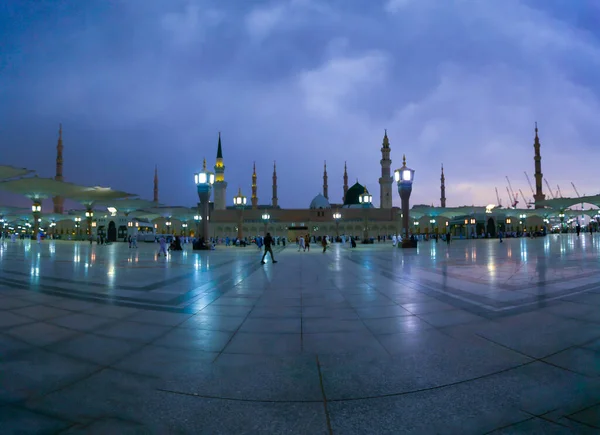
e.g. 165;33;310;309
1;236;600;434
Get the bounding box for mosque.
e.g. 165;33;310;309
1;124;598;242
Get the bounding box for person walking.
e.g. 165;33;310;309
305;234;310;252
261;232;277;264
298;235;305;252
157;235;168;258
131;234;138;248
322;235;328;253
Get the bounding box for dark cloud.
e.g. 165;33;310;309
1;0;599;210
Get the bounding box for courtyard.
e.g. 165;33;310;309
1;236;600;434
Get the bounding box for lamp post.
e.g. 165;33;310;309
359;188;372;242
261;212;270;235
182;223;188;236
519;213;527;234
429;218;435;236
194;158;215;243
74;217;81;237
558;213;565;233
506;217;512;233
85;210;94;236
233;188;247;240
394;155;416;248
31;202;41;236
165;220;172;234
333;211;342;239
193;215;201;237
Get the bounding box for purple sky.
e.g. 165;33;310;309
1;0;600;210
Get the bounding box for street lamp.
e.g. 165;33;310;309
359;188;372;242
74;217;81;237
558;213;565;232
233;188;247;240
333;211;342;239
85;210;94;236
262;212;270;234
182;223;188;236
429;218;435;235
519;213;527;233
165;220;172;234
31;202;41;235
194;158;215;244
394;155;416;248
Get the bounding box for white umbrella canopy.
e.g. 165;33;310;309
69;187;137;208
0;165;35;181
96;198;158;215
0;176;91;201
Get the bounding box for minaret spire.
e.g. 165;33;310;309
440;164;446;208
323;161;329;200
343;161;349;203
251;162;258;209
272;161;278;208
153;165;159;203
52;123;65;213
378;129;393;209
533;122;545;208
213;132;227;209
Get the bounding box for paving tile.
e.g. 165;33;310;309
48;312;113;332
417;309;486;327
303;331;389;357
95;321;171;343
238;317;301;333
128;310;193;326
0;348;99;402
198;304;253;317
52;334;142;366
152;327;233;352
0;311;35;329
11;305;71;320
0;403;73;434
223;332;302;355
85;305;140;319
489;417;593;434
569;404;600;428
6;322;79;346
302;318;370;333
0;297;36;310
355;305;412;319
544;347;600;377
362;315;434;334
179;314;246;332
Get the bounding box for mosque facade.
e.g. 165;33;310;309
1;125;561;242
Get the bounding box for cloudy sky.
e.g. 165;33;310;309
1;0;599;210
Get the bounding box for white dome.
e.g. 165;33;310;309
309;194;331;209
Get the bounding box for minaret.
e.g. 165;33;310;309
533;122;545;208
378;129;393;209
272;161;278;208
153;165;159;203
251;162;258;209
440;164;446;208
343;162;348;203
213;132;227;210
52;124;65;213
323;161;329;199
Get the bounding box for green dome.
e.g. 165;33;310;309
344;182;366;206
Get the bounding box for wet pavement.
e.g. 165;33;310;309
1;236;600;434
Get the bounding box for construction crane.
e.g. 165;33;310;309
544;179;555;199
506;187;513;208
524;172;535;195
557;185;563;198
519;189;531;208
571;182;581;198
495;187;502;207
505;176;519;207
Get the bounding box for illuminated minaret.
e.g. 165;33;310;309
323;161;329;200
213;132;227;210
343;162;348;203
533;122;545;208
272;161;278;208
153;165;159;203
378;129;393;209
251;162;258;209
52;124;65;213
440;164;446;208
